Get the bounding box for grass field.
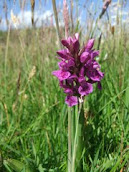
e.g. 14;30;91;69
0;1;129;172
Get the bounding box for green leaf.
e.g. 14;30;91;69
4;159;33;172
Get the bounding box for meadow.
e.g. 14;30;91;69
0;0;129;171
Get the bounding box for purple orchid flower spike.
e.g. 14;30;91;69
65;96;78;106
52;33;104;106
57;49;72;60
61;33;80;54
86;39;95;50
80;52;90;63
78;81;93;96
52;70;71;81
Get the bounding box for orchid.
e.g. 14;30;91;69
52;33;104;106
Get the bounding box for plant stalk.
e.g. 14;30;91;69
52;0;62;48
68;107;72;172
72;103;84;172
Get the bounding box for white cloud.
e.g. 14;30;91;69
17;10;53;28
0;10;53;30
111;15;117;20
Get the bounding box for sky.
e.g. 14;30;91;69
0;0;129;30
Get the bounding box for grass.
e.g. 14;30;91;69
0;23;129;172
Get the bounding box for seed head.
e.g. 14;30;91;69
63;0;69;38
11;10;19;27
29;66;36;80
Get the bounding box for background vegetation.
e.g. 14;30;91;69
0;0;129;171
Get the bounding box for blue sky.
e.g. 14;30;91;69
0;0;129;30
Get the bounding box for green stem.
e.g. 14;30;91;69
72;103;84;172
68;103;84;172
68;107;72;172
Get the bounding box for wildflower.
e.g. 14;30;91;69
52;33;104;106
